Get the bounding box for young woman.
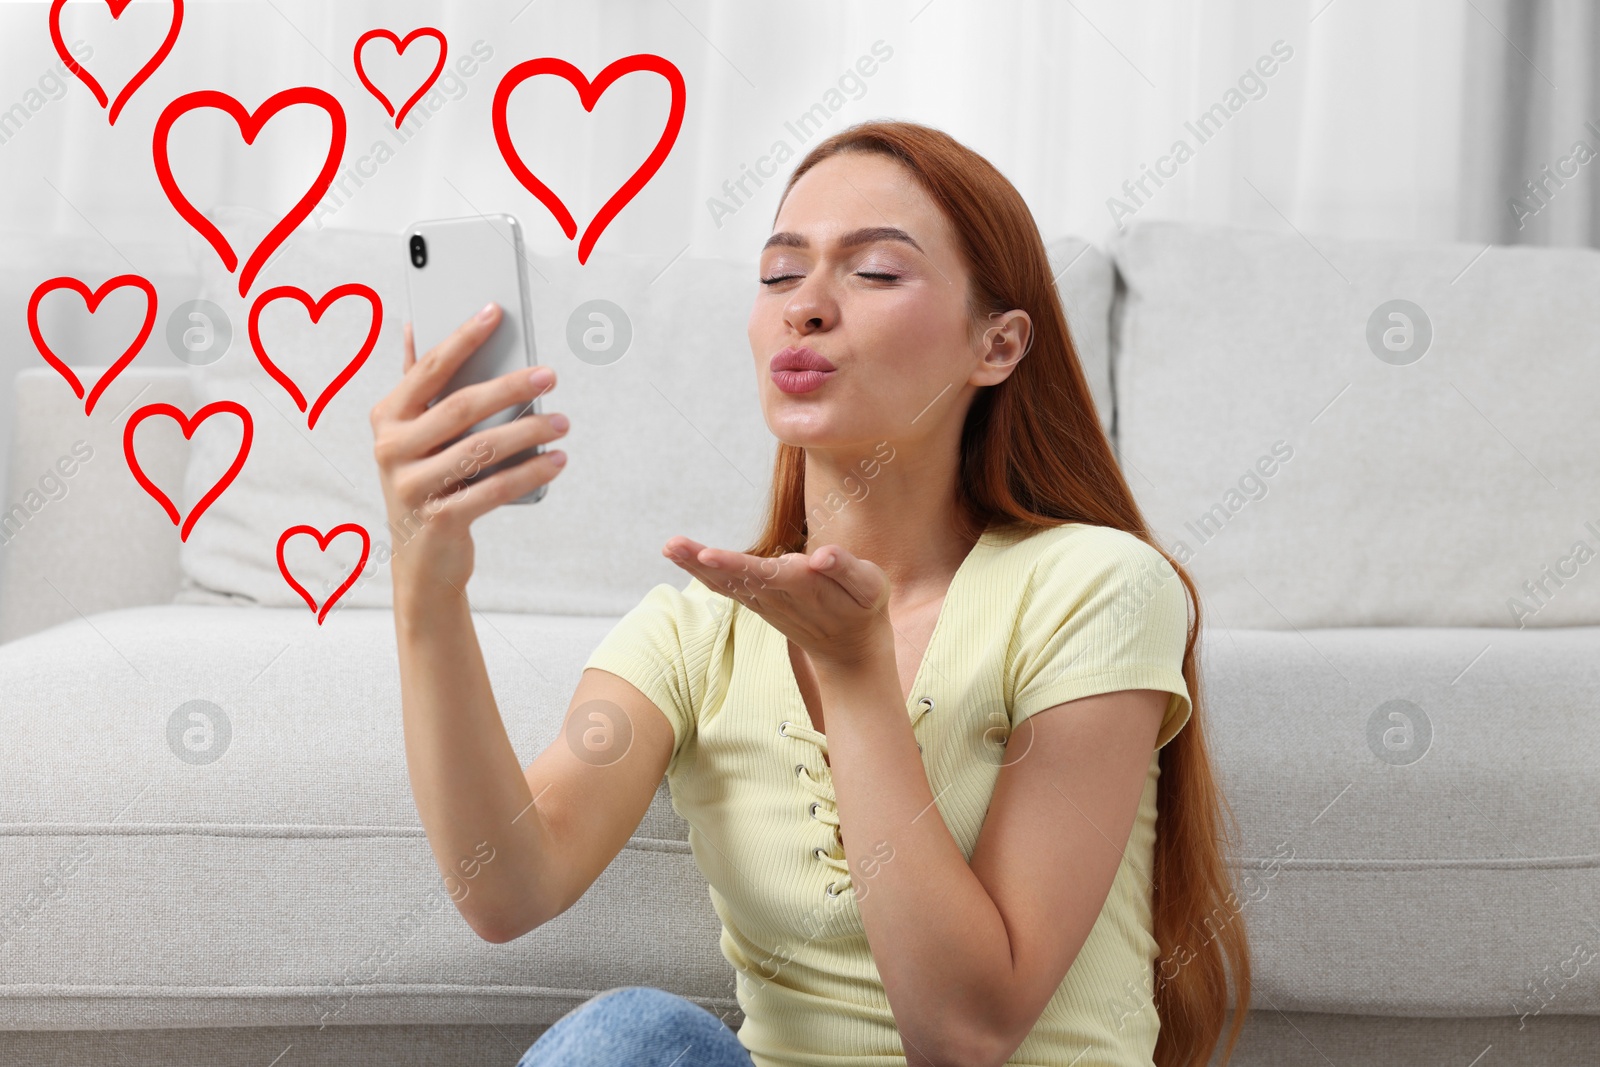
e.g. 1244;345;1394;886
370;120;1250;1067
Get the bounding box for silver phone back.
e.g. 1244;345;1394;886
402;213;545;504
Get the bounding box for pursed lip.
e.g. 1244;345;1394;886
769;346;836;373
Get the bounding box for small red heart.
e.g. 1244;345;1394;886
49;0;184;126
353;27;447;130
28;273;157;416
277;523;371;625
248;283;382;430
123;400;252;542
492;53;686;264
153;87;347;297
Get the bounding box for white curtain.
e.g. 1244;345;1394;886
1460;0;1600;246
0;0;1595;471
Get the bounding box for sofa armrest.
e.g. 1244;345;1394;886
0;367;195;645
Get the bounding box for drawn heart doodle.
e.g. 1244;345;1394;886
248;283;381;429
49;0;184;126
353;27;447;130
276;522;371;625
27;273;157;415
123;400;252;542
491;53;686;264
153;87;347;297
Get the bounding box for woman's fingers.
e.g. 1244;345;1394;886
803;544;882;610
420;445;567;528
662;536;701;564
404;408;569;498
666;538;778;600
664;539;878;610
392;303;503;420
392;364;555;462
664;541;893;672
788;544;885;611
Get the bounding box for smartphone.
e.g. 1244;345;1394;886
403;213;546;505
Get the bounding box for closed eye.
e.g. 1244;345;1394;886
758;271;902;286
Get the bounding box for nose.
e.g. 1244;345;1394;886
782;277;836;335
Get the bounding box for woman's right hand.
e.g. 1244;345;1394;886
369;301;570;594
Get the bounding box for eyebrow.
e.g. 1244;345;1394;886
761;226;924;255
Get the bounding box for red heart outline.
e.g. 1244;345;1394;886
492;53;686;264
49;0;185;126
152;87;347;297
276;522;371;625
353;27;447;130
27;273;157;415
123;400;253;542
248;283;382;430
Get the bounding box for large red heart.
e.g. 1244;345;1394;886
248;283;382;430
276;522;371;625
152;87;346;297
492;53;686;264
28;273;157;416
49;0;184;126
123;400;252;542
353;27;447;130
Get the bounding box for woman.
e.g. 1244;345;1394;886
370;120;1250;1067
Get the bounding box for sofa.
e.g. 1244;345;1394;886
1;213;1596;1066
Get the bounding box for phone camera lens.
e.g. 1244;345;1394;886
409;234;427;269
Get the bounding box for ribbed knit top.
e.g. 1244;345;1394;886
582;521;1194;1066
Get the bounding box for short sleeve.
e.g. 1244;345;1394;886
582;577;723;777
1009;530;1193;750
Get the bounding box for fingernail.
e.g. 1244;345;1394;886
528;367;553;389
477;302;497;322
701;554;721;569
548;412;569;432
548;449;567;467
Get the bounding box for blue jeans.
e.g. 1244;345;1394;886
515;986;754;1066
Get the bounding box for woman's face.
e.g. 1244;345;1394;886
749;152;995;450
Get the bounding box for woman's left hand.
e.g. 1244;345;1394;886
663;536;893;673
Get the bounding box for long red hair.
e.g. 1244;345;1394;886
743;120;1251;1066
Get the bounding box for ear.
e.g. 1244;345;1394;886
971;309;1033;387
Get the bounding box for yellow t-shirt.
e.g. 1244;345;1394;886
582;521;1194;1066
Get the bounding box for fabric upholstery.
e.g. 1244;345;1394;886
1111;218;1600;629
1;605;1594;1032
2;1013;1598;1067
0;369;194;644
0;605;736;1031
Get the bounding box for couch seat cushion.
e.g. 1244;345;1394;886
0;604;733;1031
